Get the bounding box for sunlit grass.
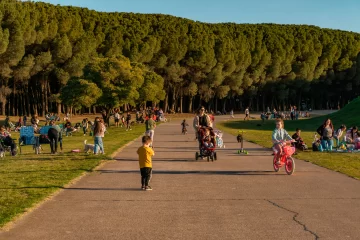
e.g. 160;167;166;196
0;120;145;228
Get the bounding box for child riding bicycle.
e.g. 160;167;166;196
272;119;293;164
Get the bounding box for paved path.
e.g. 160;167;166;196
1;118;359;240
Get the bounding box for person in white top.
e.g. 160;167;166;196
114;112;120;127
244;107;250;121
230;110;235;118
334;125;346;147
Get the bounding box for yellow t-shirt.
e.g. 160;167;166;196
137;146;154;168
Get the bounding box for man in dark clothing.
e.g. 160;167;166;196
48;121;62;154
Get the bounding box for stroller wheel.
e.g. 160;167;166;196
214;152;217;161
195;152;199;161
207;156;210;162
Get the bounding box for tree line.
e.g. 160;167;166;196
0;0;360;117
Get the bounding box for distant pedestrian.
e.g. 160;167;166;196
230;110;235;119
244;107;250;121
137;136;155;191
23;115;27;126
145;113;156;147
126;112;132;131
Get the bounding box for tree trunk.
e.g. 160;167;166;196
215;97;218;113
57;103;62;115
180;95;183;113
164;92;169;113
1;102;5;115
188;96;192;113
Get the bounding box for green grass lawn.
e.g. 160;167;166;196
217;97;360;180
0;123;146;228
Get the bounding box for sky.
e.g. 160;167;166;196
32;0;360;33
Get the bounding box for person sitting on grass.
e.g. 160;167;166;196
344;126;358;144
334;125;346;147
0;126;17;156
292;128;307;151
137;136;155;191
316;118;334;151
272;119;293;165
64;119;74;137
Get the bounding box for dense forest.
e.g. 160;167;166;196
0;0;360;116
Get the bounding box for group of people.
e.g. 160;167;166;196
316;119;359;151
272;117;360;164
261;107;310;122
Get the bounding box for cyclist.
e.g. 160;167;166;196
272;119;293;164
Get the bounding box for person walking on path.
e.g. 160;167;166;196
244;107;250;121
93;118;106;154
126;112;132;131
145;113;156;147
230;110;235;119
137;136;155;191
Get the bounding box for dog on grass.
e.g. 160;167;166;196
84;140;95;153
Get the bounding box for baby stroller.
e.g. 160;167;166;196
214;130;225;148
195;127;217;162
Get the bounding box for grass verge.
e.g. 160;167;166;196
0;123;145;228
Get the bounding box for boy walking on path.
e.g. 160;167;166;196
137;136;155;191
145;113;156;147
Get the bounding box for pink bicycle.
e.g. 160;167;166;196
273;141;296;175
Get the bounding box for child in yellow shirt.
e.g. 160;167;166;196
137;136;155;191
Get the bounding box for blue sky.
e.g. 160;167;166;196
33;0;360;33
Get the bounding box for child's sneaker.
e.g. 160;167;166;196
145;186;152;191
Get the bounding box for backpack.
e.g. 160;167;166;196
312;141;323;152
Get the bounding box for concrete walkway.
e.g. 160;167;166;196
1;117;359;240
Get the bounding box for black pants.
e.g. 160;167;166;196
48;128;59;153
140;167;152;187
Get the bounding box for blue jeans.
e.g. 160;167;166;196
94;137;104;154
321;139;333;151
145;130;155;147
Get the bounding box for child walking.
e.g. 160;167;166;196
137;136;155;191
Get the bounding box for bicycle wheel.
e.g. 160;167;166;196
285;156;295;175
273;155;280;172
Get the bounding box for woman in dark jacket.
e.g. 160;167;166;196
316;118;334;151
